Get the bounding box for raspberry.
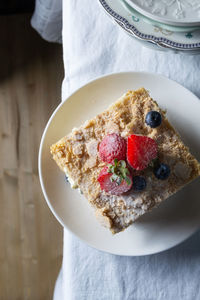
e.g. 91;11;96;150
99;133;126;163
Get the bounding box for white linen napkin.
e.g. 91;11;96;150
31;0;62;43
54;0;200;299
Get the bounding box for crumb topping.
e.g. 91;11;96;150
50;88;200;233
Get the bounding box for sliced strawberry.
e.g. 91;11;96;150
99;133;126;163
127;134;157;171
109;175;133;195
97;162;132;195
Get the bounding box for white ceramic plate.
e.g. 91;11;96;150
39;72;200;256
125;0;200;27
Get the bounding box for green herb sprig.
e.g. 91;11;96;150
108;159;131;185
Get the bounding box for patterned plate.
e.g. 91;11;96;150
99;0;200;51
122;0;199;33
125;0;200;27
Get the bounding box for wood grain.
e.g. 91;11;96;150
0;14;63;300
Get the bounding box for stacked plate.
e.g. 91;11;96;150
99;0;200;54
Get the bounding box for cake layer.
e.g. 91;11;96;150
50;88;200;233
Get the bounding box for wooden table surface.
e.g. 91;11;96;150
0;14;63;300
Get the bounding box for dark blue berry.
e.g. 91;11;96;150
65;176;69;183
145;111;162;128
154;163;170;180
133;176;146;191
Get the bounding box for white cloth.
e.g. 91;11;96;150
31;0;62;43
54;1;200;299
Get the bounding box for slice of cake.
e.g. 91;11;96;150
50;88;200;233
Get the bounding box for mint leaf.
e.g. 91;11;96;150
108;165;115;174
119;167;126;178
108;159;131;186
114;158;118;167
120;160;126;168
125;176;131;185
111;174;122;185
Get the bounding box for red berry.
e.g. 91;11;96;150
127;134;157;171
99;133;126;163
97;166;132;195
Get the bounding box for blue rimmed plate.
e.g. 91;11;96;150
122;0;199;33
99;0;200;52
125;0;200;27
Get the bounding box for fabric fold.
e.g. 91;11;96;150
53;0;200;299
31;0;62;43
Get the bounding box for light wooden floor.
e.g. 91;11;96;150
0;14;63;300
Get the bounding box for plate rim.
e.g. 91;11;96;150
38;71;200;256
99;0;200;51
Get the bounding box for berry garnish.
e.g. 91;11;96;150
127;134;157;171
65;176;69;183
99;133;126;163
97;159;132;195
132;176;146;191
154;163;170;180
145;111;162;128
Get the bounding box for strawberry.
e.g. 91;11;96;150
97;160;132;195
99;133;126;163
127;134;157;171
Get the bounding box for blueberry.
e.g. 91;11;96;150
133;176;146;191
65;176;69;183
154;163;170;180
145;111;162;128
